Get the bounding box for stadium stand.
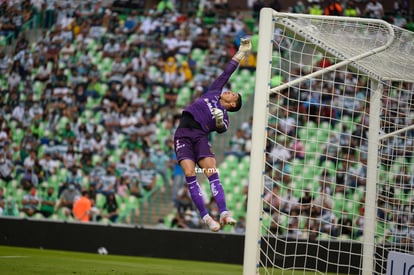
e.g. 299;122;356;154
0;0;413;240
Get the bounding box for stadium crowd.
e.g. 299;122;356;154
0;0;257;230
0;0;413;241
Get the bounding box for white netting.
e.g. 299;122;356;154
251;11;414;275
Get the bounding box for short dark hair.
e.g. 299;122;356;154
228;93;242;112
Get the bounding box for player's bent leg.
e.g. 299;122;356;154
180;159;219;232
198;157;236;228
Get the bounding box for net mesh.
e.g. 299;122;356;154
258;13;414;274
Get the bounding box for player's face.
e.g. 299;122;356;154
221;91;239;104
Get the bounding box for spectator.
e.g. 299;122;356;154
317;169;333;195
0;187;4;215
263;184;281;215
394;165;413;194
269;135;291;164
276;107;296;137
174;184;195;226
139;152;157;192
96;164;118;195
384;219;410;244
102;193;119;223
73;189;92;222
280;187;298;215
225;128;247;160
108;55;127;85
116;175;130;199
20;167;39;191
310;186;338;237
127;176;143;198
323;0;343;16
3;197;20;217
171;152;185;206
294;188;313;217
0;152;14;184
234;216;246;234
318;133;340;166
39;186;56;218
291;1;307;13
364;0;384;19
150;143;171;188
102;37;121;58
91;134;106;155
337;210;354;239
289;134;305;160
176;33;192;56
66;166;82;189
56;183;81;218
38;152;58;180
309;2;323;15
344;1;361;17
21;186;40;217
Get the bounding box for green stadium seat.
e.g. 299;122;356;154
191;48;205;63
96;193;106;209
176;86;191;107
223;155;239;170
12;128;24;144
261;212;272;235
48;174;60;188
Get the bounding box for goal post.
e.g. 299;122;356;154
244;8;414;275
243;7;274;275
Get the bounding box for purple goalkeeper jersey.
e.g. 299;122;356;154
184;59;239;134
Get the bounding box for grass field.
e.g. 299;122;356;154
0;245;343;274
0;245;243;275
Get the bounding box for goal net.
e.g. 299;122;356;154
244;8;414;275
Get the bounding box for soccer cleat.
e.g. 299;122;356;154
219;211;237;227
203;215;220;232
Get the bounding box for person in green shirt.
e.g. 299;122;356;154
60;122;76;144
39;186;56;218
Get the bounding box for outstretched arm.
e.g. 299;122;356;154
207;38;252;94
233;37;252;62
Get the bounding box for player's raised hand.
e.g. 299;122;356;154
234;37;252;61
213;108;224;127
239;37;252;53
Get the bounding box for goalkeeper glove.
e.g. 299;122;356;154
213;108;224;128
234;37;252;61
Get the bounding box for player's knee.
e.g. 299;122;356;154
183;169;196;177
204;168;219;178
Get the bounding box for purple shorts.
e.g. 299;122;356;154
174;128;214;163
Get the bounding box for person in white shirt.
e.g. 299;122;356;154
280;187;299;214
39;152;58;179
364;0;384;19
0;153;14;183
34;62;51;82
270;136;291;164
121;80;139;103
120;108;139;134
31;0;45;13
162;32;179;55
91;134;106;155
7;69;21;90
103;38;120;58
12;102;25;123
60;41;75;64
176;33;192;56
0;51;11;74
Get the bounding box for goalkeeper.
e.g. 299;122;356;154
173;38;251;232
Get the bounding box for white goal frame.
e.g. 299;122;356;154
243;8;414;275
